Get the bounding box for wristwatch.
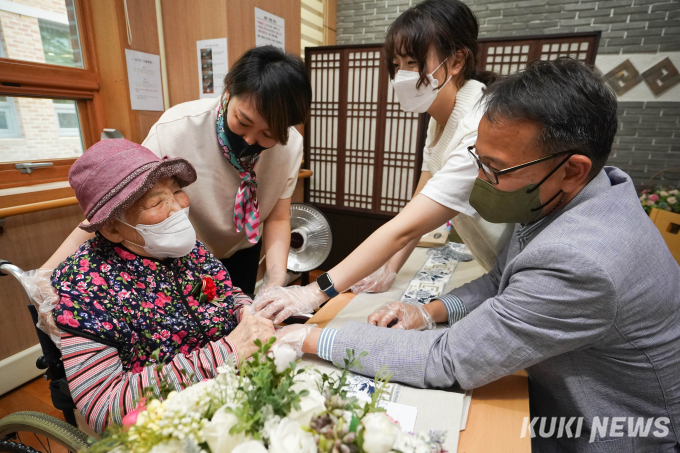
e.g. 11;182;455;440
316;272;339;299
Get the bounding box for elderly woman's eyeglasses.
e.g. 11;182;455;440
467;146;576;185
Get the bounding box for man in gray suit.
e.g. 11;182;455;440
281;58;680;452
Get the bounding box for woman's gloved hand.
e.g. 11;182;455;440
367;301;436;331
350;263;398;294
253;283;327;324
273;323;318;360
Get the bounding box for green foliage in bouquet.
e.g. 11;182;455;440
84;338;439;453
227;337;309;438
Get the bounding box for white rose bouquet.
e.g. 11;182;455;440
86;339;446;453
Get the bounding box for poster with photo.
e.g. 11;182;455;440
196;38;228;99
255;7;285;50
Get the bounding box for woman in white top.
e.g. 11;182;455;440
255;0;513;322
44;46;311;295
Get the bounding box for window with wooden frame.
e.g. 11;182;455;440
0;0;103;212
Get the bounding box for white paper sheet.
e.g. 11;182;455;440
196;38;228;99
124;49;164;111
255;7;285;50
381;402;418;433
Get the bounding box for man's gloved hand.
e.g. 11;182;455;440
350;263;398;294
273;323;318;360
253;283;327;324
367;301;436;331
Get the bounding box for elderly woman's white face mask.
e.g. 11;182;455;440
101;177;196;259
118;207;196;258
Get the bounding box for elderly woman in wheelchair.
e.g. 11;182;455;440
48;139;274;434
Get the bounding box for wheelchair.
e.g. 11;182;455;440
0;260;91;453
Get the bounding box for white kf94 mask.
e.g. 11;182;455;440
390;58;452;113
120;207;196;258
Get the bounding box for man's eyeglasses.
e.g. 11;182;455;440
467;146;576;185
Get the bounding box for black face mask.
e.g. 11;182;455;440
223;118;269;159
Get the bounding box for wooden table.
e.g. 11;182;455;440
308;292;532;453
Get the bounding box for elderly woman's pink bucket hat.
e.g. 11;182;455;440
69;139;197;232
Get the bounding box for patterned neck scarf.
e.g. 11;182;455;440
216;98;261;244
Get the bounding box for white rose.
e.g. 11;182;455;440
272;343;298;373
361;413;401;453
667;196;677;204
232;440;269;453
268;417;316;453
288;388;326;427
203;405;250;453
660;191;669;197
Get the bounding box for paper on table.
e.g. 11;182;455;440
381;402;418;433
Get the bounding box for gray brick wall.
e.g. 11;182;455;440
336;0;680;188
610;102;680;188
337;0;679;54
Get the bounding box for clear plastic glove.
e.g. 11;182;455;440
261;269;290;292
350;263;398;294
19;268;62;347
273;323;318;360
367;301;436;331
253;283;327;324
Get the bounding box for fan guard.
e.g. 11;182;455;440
287;203;332;272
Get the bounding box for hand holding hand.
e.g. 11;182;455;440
367;301;436;331
253;283;327;324
227;309;275;364
350;263;398;294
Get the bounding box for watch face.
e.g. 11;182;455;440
316;273;332;291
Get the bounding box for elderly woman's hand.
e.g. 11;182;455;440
226;308;275;364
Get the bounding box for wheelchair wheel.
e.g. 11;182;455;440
0;411;90;453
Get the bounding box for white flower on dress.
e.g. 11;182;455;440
231;440;269;453
267;417;316;453
361;412;401;453
203;405;250;453
288;388;326;427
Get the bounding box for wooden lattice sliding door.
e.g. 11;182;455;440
304;45;427;268
477;32;601;74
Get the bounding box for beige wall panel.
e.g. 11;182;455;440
0;205;84;360
160;0;228;107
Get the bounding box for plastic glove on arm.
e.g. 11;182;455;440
350;262;398;294
253;282;328;324
367;301;436;331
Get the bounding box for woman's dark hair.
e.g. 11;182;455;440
224;46;311;144
384;0;495;89
483;57;618;180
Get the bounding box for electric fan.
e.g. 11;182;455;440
287;203;332;284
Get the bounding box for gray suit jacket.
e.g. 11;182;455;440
330;168;680;452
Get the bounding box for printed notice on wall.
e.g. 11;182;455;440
124;49;164;111
196;38;229;99
255;7;285;50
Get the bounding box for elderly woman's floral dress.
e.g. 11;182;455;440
51;234;250;433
